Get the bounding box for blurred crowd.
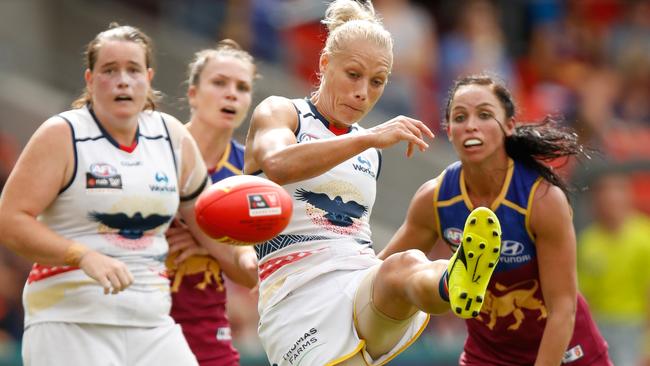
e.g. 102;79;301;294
1;0;649;365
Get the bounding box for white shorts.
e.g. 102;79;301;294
258;266;429;366
22;322;198;366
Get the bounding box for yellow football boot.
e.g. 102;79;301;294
448;207;502;319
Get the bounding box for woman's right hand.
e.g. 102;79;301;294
78;251;134;295
367;116;435;157
166;217;208;265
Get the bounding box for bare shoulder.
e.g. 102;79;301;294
381;175;442;256
530;181;572;233
531;181;569;213
411;177;439;204
251;95;299;132
36;116;73;140
406;176;442;222
417;176;441;195
257;95;294;112
21;116;74;153
253;96;297;120
9;116;75;193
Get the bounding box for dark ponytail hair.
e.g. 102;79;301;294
443;74;588;197
504;118;584;195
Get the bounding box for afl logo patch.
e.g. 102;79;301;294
86;163;122;189
90;163;118;177
444;227;463;249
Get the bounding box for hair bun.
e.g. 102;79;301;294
322;0;378;33
216;39;242;51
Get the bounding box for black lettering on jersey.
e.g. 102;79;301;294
86;173;122;189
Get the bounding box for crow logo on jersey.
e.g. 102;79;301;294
295;188;367;227
88;211;172;239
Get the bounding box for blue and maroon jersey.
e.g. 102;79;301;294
167;139;245;366
436;159;608;365
208;140;245;182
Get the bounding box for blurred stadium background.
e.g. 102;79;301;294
0;0;649;365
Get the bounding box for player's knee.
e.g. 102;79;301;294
379;250;428;286
388;249;428;268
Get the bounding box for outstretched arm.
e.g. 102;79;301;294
244;96;434;185
175;205;258;289
169;113;258;289
531;183;577;366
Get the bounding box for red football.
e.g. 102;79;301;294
195;175;293;245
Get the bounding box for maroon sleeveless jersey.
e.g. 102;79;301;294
167;140;245;365
168;258;239;366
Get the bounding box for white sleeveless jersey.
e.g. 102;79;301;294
255;99;383;311
23;106;203;328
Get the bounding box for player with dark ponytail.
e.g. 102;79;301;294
444;74;586;196
382;73;611;365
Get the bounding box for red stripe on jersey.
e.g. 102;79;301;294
258;249;323;281
27;263;79;283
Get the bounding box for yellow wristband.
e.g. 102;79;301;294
64;243;90;267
